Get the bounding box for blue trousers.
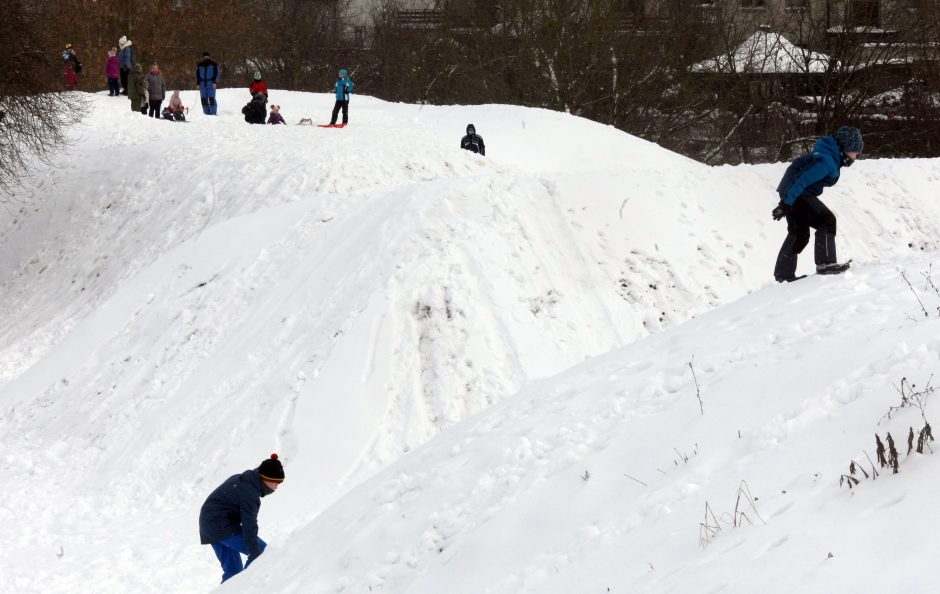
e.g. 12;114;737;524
211;533;267;583
199;82;218;115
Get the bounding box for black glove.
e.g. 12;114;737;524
246;552;260;567
772;203;790;221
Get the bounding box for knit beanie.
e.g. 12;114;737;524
835;126;863;154
254;70;262;80
259;453;285;483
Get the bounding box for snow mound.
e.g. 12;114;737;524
1;90;940;592
230;255;940;594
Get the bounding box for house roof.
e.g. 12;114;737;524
691;30;833;74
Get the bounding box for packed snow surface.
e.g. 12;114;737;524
2;89;940;593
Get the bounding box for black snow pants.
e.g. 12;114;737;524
774;194;837;279
330;100;349;125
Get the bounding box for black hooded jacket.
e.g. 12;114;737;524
460;132;485;155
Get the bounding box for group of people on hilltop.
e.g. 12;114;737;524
125;62;173;119
65;36;186;121
64;42;393;132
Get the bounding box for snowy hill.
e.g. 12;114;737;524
1;89;940;592
230;256;940;594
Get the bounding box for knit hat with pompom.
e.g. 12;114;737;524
259;453;285;483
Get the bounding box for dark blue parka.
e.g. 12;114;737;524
196;58;220;90
199;468;267;556
776;135;850;206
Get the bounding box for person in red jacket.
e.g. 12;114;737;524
249;70;268;99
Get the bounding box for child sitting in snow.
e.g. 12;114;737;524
242;93;267;124
163;90;187;121
267;104;285;125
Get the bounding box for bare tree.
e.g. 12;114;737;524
0;1;88;198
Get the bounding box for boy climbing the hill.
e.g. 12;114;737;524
772;126;863;282
199;454;285;583
460;123;485;155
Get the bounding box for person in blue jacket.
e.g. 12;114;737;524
199;454;285;583
329;68;355;126
196;52;220;115
772;126;863;282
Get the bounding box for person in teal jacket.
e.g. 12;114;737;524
772;126;863;282
329;68;355;126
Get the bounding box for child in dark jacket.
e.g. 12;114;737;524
460;123;485;155
105;48;120;95
199;455;284;584
267;104;286;125
242;93;267;124
772;126;863;282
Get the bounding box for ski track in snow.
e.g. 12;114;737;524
1;91;940;593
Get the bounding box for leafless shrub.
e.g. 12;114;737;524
699;480;765;548
880;376;935;425
689;356;704;415
840;451;879;489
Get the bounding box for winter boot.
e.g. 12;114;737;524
817;262;851;275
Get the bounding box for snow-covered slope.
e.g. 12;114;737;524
230;254;940;594
1;90;939;592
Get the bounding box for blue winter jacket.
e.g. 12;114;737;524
776;135;849;206
334;76;354;100
196;58;220;85
119;46;134;70
199;469;268;557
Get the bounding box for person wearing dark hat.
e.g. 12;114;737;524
199;454;285;583
196;52;221;115
771;126;862;282
460;123;485;155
